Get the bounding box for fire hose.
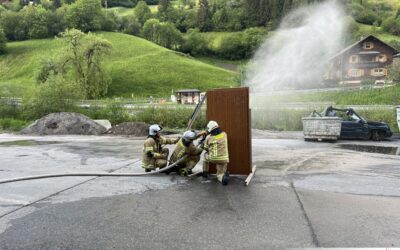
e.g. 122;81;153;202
0;155;189;185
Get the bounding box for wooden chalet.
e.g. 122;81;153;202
325;35;398;85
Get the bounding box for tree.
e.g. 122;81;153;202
37;29;113;99
212;7;228;30
142;19;183;49
66;0;104;32
48;6;68;36
0;28;6;54
122;15;142;35
142;18;161;42
388;60;400;83
135;1;151;24
157;22;183;49
53;0;62;9
181;28;208;55
0;11;27;40
197;0;212;31
382;16;400;35
21;5;51;39
25;74;85;120
158;0;170;17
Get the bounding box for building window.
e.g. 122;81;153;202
376;54;387;62
371;68;386;76
363;42;373;49
349;55;358;63
348;69;363;77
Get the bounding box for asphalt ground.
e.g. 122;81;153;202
0;132;399;249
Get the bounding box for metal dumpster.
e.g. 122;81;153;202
302;116;342;141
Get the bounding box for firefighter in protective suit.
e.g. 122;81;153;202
142;124;180;172
168;130;206;176
202;121;230;185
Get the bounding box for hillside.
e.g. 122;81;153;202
0;32;238;97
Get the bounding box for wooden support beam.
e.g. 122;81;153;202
244;165;257;186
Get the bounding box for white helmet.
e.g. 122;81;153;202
182;130;197;144
149;124;162;136
206;120;219;133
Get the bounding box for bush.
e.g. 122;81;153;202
0;28;6;54
382;16;400;35
0;118;30;132
361;78;375;86
0;98;23;119
101;11;122;31
121;15;142;36
23;74;84;120
21;5;51;39
218;34;245;59
0;11;27;40
66;0;104;32
135;1;152;25
78;100;132;125
142;19;183;49
181;28;208;55
135;107;206;129
354;9;381;25
105;0;138;8
388;60;400;83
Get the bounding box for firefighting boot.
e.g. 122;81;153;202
222;171;230;186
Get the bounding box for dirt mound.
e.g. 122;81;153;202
108;122;149;136
21;112;108;135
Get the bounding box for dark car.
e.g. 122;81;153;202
325;107;392;141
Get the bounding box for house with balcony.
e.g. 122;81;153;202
175;89;202;104
325;35;398;85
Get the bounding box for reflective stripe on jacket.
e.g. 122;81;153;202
142;136;178;168
170;139;203;163
204;132;229;163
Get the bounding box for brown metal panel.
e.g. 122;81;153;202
206;87;252;175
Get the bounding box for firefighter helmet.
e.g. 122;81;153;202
149;124;162;136
206;120;219;133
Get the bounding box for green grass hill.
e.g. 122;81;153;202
0;32;238;98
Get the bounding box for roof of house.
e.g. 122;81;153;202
330;35;398;60
176;89;201;93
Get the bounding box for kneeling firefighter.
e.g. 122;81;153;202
142;124;180;172
202;121;230;185
168;130;206;176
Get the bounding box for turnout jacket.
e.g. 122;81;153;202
142;136;178;168
170;139;203;163
204;132;229;163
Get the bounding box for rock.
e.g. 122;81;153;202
20;112;107;135
94;120;112;130
108;122;149;136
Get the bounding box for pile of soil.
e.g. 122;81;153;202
107;122;149;136
20;112;108;135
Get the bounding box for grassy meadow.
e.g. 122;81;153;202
0;32;238;98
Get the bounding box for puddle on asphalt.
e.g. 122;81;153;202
338;144;400;155
0;140;61;146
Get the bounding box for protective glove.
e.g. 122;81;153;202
197;131;208;137
173;137;181;144
146;151;154;158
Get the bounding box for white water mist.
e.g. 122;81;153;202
245;0;345;92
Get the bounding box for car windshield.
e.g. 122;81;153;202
349;113;360;121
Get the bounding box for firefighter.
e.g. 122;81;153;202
142;124;180;172
168;130;206;176
202;121;230;185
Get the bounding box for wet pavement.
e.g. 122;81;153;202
0;132;399;248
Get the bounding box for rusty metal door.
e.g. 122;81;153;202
206;87;252;175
